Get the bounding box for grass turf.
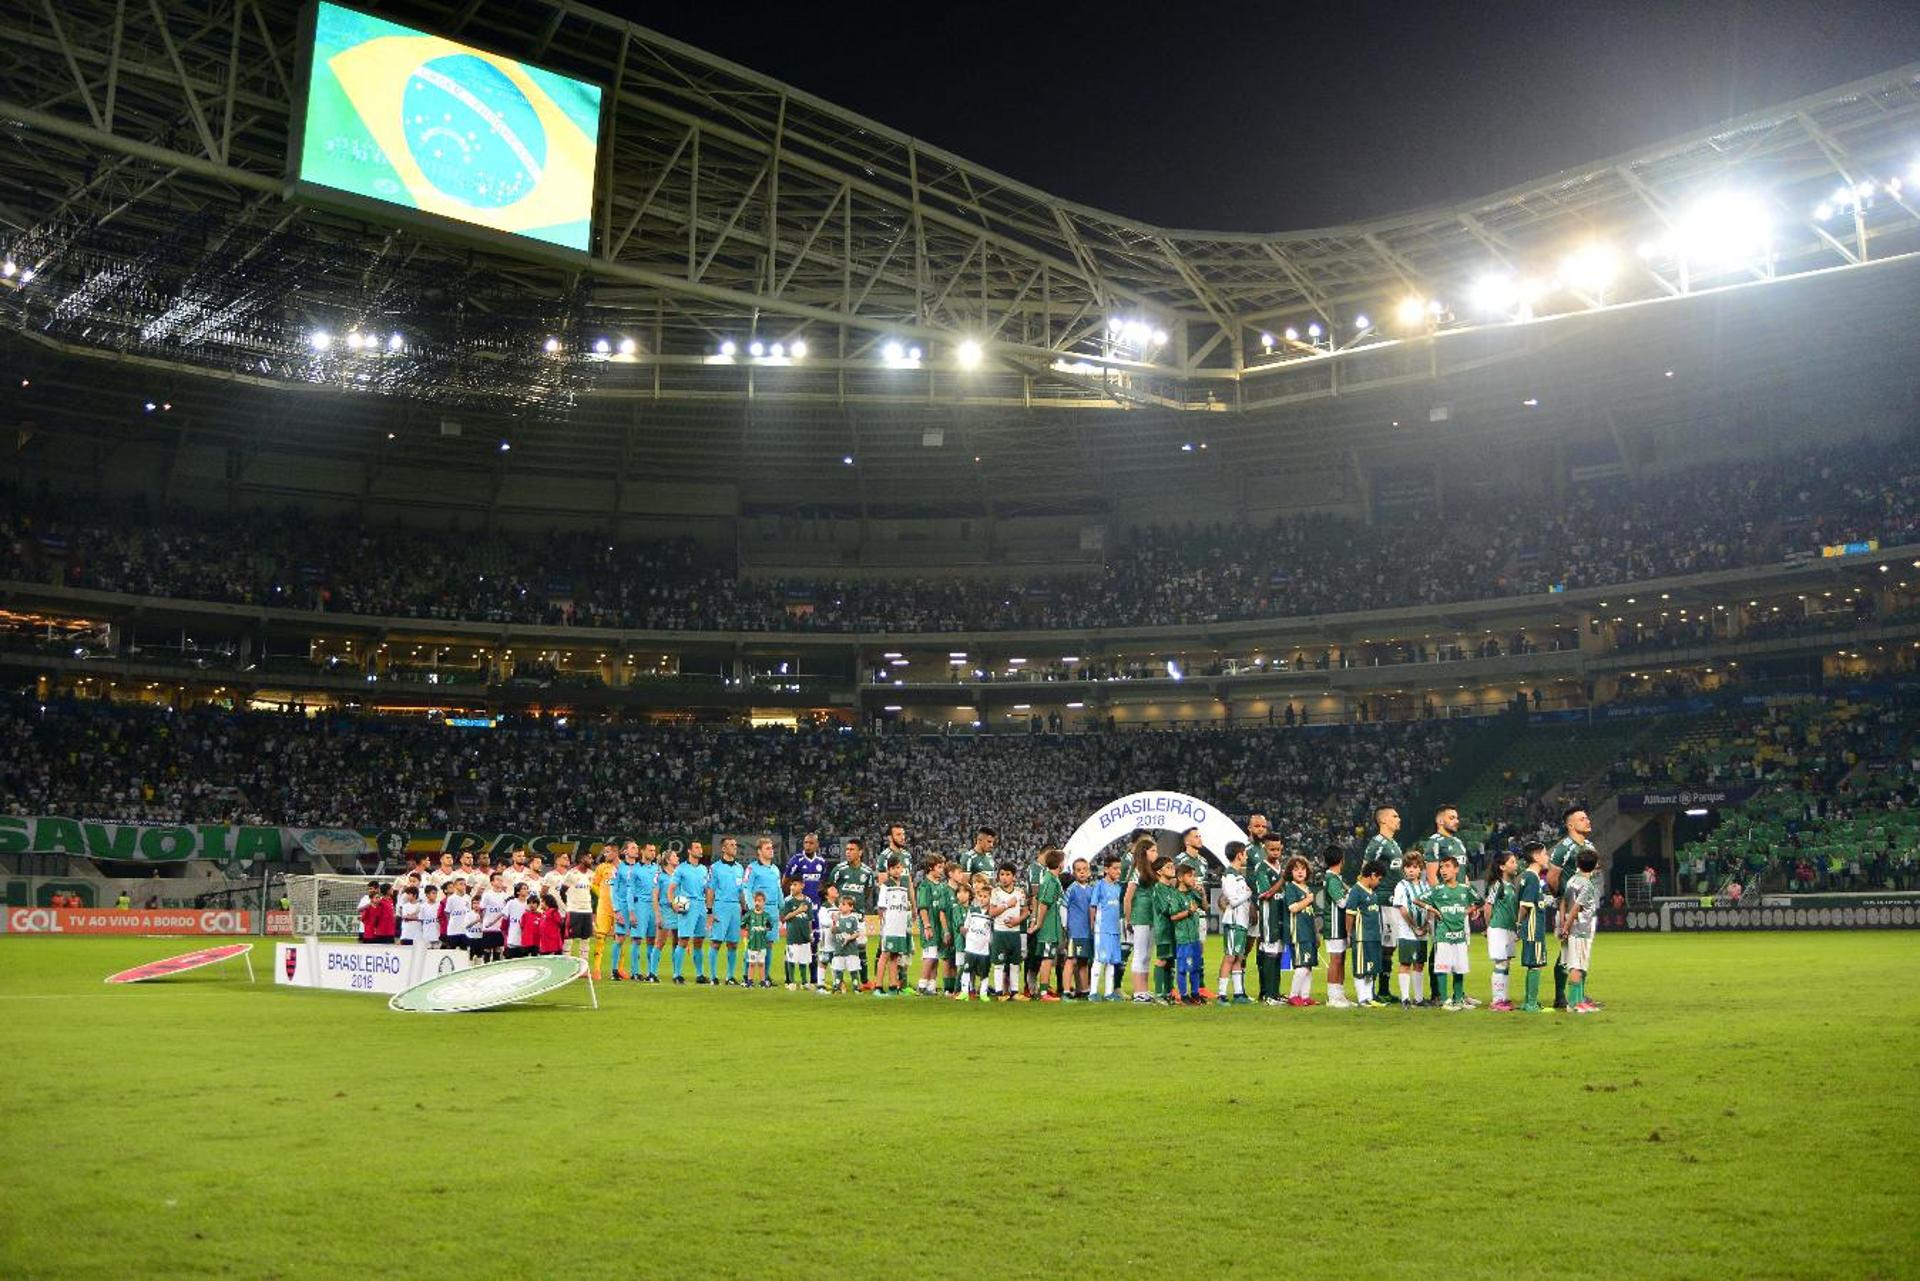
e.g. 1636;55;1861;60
1;932;1917;1279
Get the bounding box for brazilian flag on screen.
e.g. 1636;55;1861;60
298;2;602;251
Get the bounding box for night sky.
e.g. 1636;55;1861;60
603;0;1920;231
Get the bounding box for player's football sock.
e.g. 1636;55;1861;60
1569;979;1585;1005
1452;974;1465;1002
647;944;662;978
1524;969;1541;1004
1491;963;1509;1003
670;945;685;978
588;936;604;977
1232;972;1245;996
1553;964;1568;1006
1397;974;1412;1001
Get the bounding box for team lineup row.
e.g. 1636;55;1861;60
356;807;1606;1012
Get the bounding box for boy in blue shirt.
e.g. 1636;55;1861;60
1090;856;1125;1001
1062;857;1096;999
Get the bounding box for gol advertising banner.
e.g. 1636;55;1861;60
0;816;697;865
4;907;254;935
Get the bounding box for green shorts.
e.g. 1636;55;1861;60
1031;936;1061;960
1222;924;1250;957
965;952;990;978
1351;943;1384;979
1396;938;1428;966
1520;932;1549;969
1067;937;1094;960
938;944;958;963
1155;939;1177;962
989;931;1023;966
881;934;910;955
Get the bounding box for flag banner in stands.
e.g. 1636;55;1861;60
0;817;694;864
4;907;254;935
1615;786;1760;812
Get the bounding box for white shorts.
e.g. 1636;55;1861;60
922;945;939;961
1486;928;1516;962
1326;938;1347;955
1129;924;1154;974
1564;935;1593;972
1434;941;1469;974
746;949;766;965
1380;916;1398;947
787;942;812;965
833;955;859;973
1259;937;1284;956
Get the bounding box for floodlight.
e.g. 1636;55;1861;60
957;339;983;369
1394;296;1427;326
907;346;923;361
1667;191;1771;264
749;340;765;357
1283;327;1299;342
0;261;12;277
719;340;737;357
882;340;904;363
1354;314;1371;331
770;342;785;358
346;331;364;350
543;336;561;354
308;329;332;352
388;333;405;352
842;454;854;465
617;337;637;356
790;340;807;359
1306;322;1322;338
1471;272;1516;312
593;337;611;355
1260;332;1275;349
1559;242;1619;293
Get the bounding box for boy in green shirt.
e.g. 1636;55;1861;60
1149;859;1184;1004
779;879;812;990
1172;864;1205;1004
744;893;775;987
1514;840;1551;1012
1428;856;1475;1010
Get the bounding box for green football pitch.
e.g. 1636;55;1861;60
2;933;1916;1279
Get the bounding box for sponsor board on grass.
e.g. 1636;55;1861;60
275;941;471;993
390;954;585;1013
105;944;254;983
4;907;253;935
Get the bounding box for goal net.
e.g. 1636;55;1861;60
285;874;371;939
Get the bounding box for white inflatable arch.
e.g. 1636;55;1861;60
1061;790;1251;869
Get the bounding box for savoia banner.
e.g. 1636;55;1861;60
0;817;686;864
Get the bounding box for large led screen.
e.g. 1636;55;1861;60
295;2;603;252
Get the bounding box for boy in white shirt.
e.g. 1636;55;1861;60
875;864;913;998
1215;841;1254;1006
503;884;530;958
959;884;993;1002
477;874;508;961
397;887;423;946
813;886;841;993
442;880;472;952
419;884;443;948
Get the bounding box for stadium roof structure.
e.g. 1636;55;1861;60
1;1;1918;419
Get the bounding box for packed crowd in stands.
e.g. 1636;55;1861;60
3;437;1915;632
0;695;1459;858
1638;695;1920;894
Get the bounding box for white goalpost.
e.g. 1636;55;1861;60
284;874;374;940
